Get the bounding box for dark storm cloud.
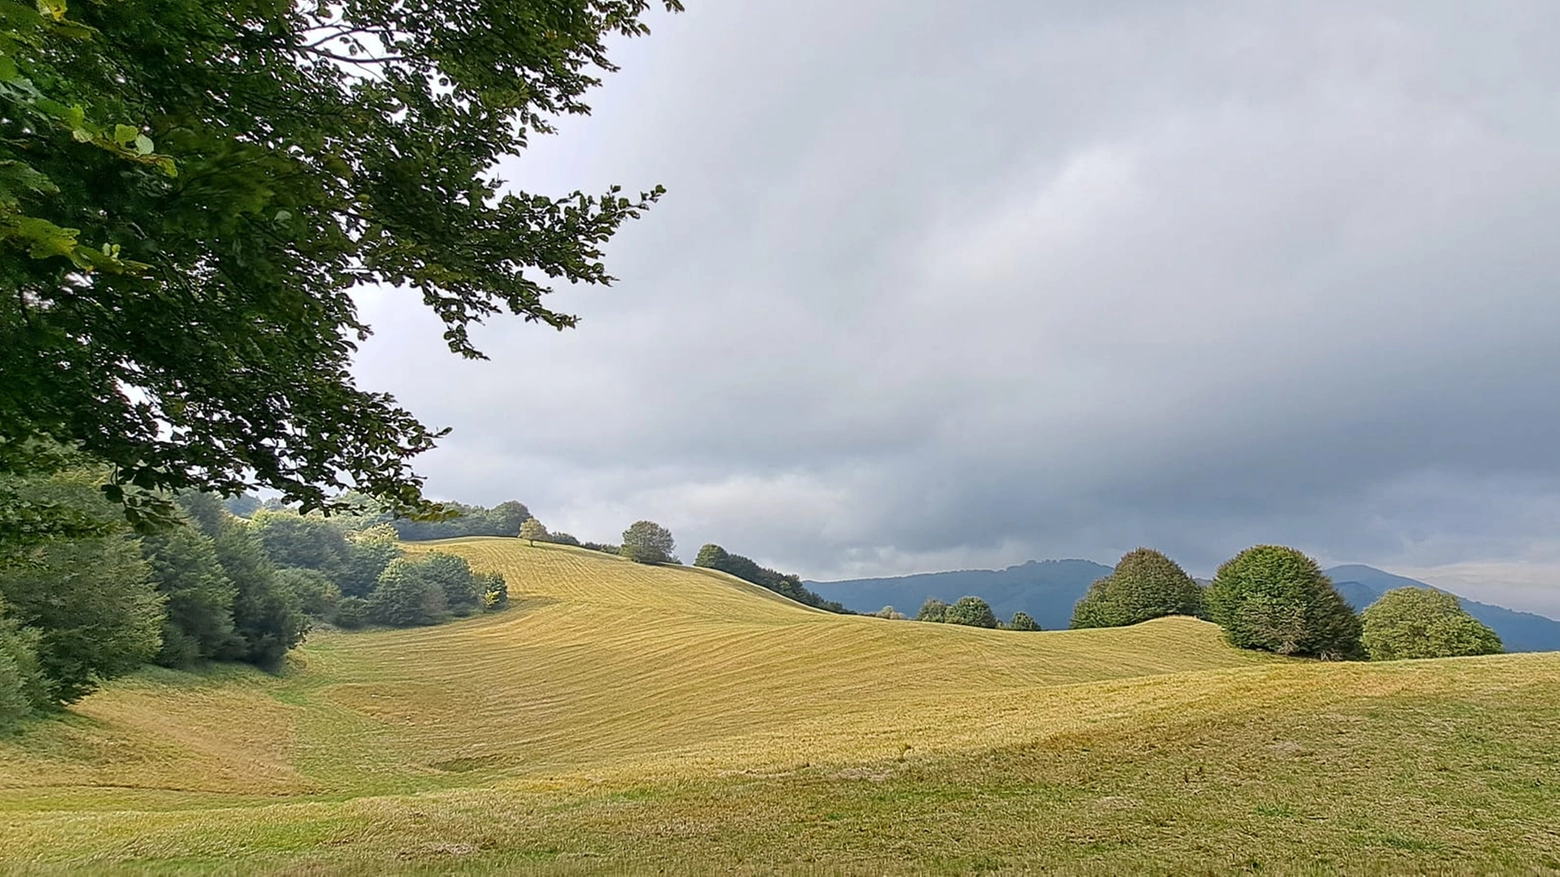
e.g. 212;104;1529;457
353;1;1560;614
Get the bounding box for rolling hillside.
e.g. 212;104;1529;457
0;540;1557;873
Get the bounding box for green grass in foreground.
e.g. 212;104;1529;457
0;540;1556;874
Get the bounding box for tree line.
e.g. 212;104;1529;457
895;544;1501;662
0;466;511;731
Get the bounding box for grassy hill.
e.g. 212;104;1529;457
1;539;1557;873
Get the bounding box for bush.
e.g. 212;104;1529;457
916;598;949;623
873;605;907;620
0;604;45;728
249;510;350;575
1361;588;1503;660
336;525;402;598
945;596;999;629
621;521;675;564
417;552;482;616
1205;545;1363;660
368;558;449;627
581;541;619;555
331;597;371;629
548;532;582;547
478;571;509;610
1009;611;1040;631
1070;548;1204;629
274;568;342;618
141;522;240;668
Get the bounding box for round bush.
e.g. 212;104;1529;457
1361;588;1502;660
1070;548;1204;629
1205;545;1362;660
945;596;998;629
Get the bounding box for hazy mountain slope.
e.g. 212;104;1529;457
808;559;1112;627
1327;564;1560;653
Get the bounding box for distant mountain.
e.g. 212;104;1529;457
808;559;1111;629
1325;564;1560;654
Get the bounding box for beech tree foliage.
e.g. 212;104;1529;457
1361;588;1502;661
1;0;680;525
1205;545;1363;660
621;520;674;565
1071;548;1204;629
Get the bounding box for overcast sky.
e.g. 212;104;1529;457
353;1;1560;616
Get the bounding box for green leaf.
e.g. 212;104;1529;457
133;134;153;155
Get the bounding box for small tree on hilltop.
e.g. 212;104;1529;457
621;521;675;564
1361;588;1502;660
1070;548;1204;629
694;544;729;568
874;605;908;620
916;598;949;623
1205;545;1363;660
945;596;999;629
520;518;549;546
1009;611;1040;631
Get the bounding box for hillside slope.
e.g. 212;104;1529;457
0;540;1557;873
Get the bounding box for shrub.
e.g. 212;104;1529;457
1070;548;1203;629
873;606;907;620
1205;545;1363;659
478;571;509;610
367;559;448;627
1009;611;1040;631
332;597;371;629
916;598;949;623
274;568;342;618
141;521;240;668
249;510;350;575
1361;588;1502;660
548;532;582;547
417;552;482;616
0;604;45;728
945;596;999;629
621;521;675;564
337;525;402;598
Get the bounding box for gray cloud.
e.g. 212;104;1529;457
352;0;1560;615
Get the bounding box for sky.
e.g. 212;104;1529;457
353;0;1560;616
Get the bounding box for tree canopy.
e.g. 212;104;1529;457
1205;545;1363;660
692;543;851;614
621;521;674;565
944;596;999;629
1070;548;1204;629
1;0;679;524
1361;588;1502;661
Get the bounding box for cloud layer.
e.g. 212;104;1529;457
353;1;1560;615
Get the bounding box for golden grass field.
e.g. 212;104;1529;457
1;538;1557;874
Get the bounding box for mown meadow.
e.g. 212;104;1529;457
1;539;1557;874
